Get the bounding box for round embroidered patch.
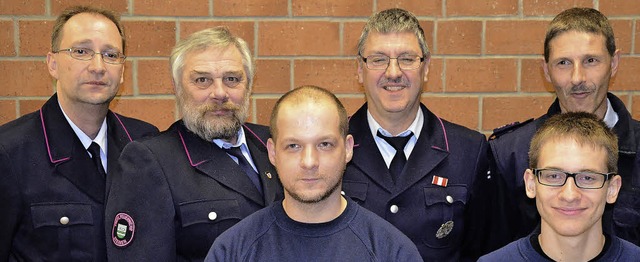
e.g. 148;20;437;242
112;213;135;247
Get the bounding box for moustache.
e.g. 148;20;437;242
569;85;592;93
199;102;241;115
379;77;410;86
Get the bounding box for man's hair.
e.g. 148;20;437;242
51;6;126;53
529;112;618;173
544;7;615;62
270;85;348;140
170;27;255;93
357;8;429;57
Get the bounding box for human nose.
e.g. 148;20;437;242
300;147;318;169
384;58;403;79
558;177;581;202
209;78;229;101
87;53;106;73
570;63;585;86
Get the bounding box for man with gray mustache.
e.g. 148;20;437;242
105;27;283;261
341;8;491;261
489;7;640;249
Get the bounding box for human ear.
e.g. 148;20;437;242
606;175;622;204
267;138;276;166
356;59;365;84
610;49;621;77
524;169;537;199
46;52;59;80
344;134;354;163
422;55;431;82
542;58;551;83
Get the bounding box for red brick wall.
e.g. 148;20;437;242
1;0;639;133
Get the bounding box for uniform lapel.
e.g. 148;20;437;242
177;124;265;206
393;105;449;195
105;111;133;174
349;105;394;192
243;124;281;205
41;95;106;203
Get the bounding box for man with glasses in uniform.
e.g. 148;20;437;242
480;112;640;261
0;5;158;261
342;8;490;261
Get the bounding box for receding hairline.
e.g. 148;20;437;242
61;13;123;48
270;86;348;140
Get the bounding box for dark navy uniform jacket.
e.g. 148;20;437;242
342;103;491;261
105;121;283;261
489;92;640;247
0;94;158;261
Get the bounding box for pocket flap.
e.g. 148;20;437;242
342;181;368;202
31;203;93;228
178;199;240;227
424;185;468;206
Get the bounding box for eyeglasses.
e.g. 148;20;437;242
533;168;616;189
53;47;126;65
360;54;424;70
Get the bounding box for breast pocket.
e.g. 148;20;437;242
421;185;467;249
342;181;368;203
177;199;242;255
30;203;95;259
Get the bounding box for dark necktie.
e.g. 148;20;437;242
225;146;263;194
377;131;413;181
88;142;106;177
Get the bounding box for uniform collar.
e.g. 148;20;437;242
213;127;248;150
602;98;618;129
59;101;108;154
366;107;423;138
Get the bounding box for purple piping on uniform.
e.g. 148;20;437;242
178;130;206;166
434;116;449;152
111;112;133;142
40;109;70;164
243;124;267;148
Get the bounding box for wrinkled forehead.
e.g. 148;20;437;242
183;46;245;72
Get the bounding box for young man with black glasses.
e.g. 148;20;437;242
480;112;640;261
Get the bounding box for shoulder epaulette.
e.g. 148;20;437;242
489;118;534;140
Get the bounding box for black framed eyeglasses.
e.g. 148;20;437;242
53;47;126;65
359;54;424;70
532;168;616;189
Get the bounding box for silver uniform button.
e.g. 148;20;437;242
390;205;399;213
60;216;69;225
208;212;217;221
446;195;454;204
486;170;491;179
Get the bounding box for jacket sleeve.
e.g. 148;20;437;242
460;136;496;260
105;141;176;261
0;144;21;261
463;139;517;259
205;238;234;262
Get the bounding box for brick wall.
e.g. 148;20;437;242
1;0;639;134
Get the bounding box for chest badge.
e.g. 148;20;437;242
431;175;449;187
436;220;454;239
112;213;135;247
